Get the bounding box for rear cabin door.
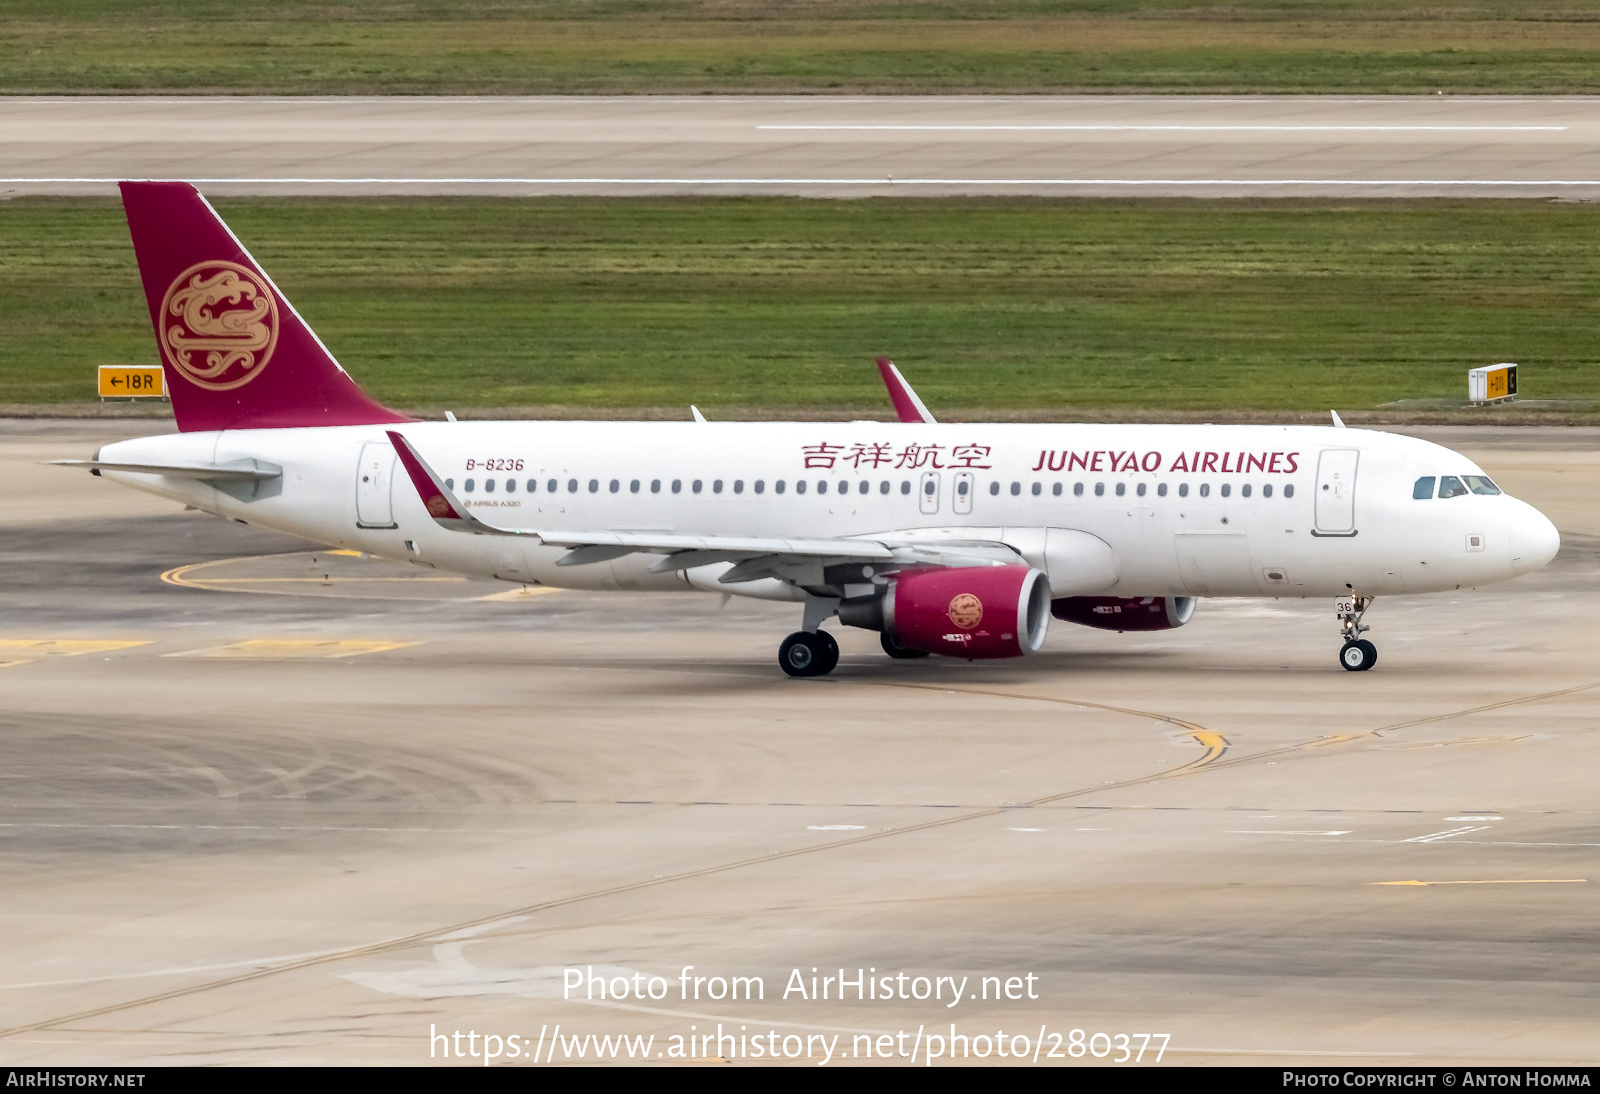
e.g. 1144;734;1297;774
356;441;398;529
1314;449;1360;535
919;471;941;515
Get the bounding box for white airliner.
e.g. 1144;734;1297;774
61;182;1560;677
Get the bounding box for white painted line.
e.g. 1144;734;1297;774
1402;824;1494;843
1445;815;1504;821
1007;827;1045;832
759;124;1569;132
8;177;1600;188
1229;830;1353;836
807;824;865;831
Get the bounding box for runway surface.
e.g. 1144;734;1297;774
1;419;1598;1066
6;96;1600;198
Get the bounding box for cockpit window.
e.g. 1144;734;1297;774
1438;475;1470;499
1413;476;1436;500
1464;475;1502;496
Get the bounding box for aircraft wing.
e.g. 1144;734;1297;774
387;431;1020;580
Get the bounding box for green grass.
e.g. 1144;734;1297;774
6;1;1600;94
2;196;1597;415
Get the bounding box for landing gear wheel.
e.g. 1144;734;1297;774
1340;639;1378;672
880;630;930;660
779;630;839;678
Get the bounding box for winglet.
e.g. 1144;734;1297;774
876;357;937;424
386;431;520;536
1330;409;1345;428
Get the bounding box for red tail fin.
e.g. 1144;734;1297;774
120;181;411;432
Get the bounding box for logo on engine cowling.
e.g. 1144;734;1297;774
947;593;983;629
159;261;279;391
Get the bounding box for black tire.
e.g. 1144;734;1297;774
1339;639;1377;672
813;629;840;675
881;630;930;659
779;630;838;678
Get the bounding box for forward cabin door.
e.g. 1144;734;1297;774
355;441;398;529
1314;449;1360;535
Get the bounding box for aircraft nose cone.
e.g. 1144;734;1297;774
1508;502;1560;574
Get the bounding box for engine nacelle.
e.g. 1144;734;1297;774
847;565;1051;659
1052;595;1196;632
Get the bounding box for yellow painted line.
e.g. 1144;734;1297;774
1373;879;1587;887
475;585;560;602
167;640;422;660
0;640;150;657
0;661;34;669
180;577;465;584
325;549;365;557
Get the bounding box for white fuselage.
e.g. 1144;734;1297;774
94;421;1558;602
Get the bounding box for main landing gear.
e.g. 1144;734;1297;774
779;630;839;678
1337;591;1377;672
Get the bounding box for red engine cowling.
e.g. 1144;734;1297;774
886;565;1051;658
1052;596;1196;632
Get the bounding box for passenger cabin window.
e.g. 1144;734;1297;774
505;479;515;493
1199;484;1210;497
589;479;600;493
900;481;911;495
671;479;682;493
1157;483;1167;497
445;478;455;490
692;479;703;493
1031;482;1042;496
1262;484;1273;498
796;481;807;494
526;479;537;493
1465;475;1502;496
1115;483;1125;497
859;480;869;495
630;479;640;493
818;480;828;494
1284;484;1295;498
1413;476;1436;500
712;479;723;493
464;478;475;493
1052;483;1063;496
1438;475;1470;499
1136;483;1147;497
880;481;890;495
990;482;1000;496
1094;483;1105;497
484;479;494;493
548;479;558;493
1010;482;1021;496
776;480;786;494
651;479;661;493
1074;483;1084;497
1178;483;1189;497
1240;484;1250;498
609;479;619;493
1219;484;1230;498
567;479;578;493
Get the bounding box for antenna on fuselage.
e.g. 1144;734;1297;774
1330;410;1345;428
691;405;707;423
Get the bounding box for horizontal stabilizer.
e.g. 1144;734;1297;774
51;457;281;481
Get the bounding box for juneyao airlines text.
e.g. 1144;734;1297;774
564;967;1040;1008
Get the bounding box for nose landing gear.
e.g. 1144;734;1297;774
1337;591;1377;671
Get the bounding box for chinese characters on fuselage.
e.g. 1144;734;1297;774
799;444;1299;475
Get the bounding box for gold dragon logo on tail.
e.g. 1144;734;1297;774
159;261;279;391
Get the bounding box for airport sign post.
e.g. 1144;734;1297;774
98;365;167;401
1468;362;1518;406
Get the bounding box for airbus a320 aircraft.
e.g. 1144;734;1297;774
61;182;1561;677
